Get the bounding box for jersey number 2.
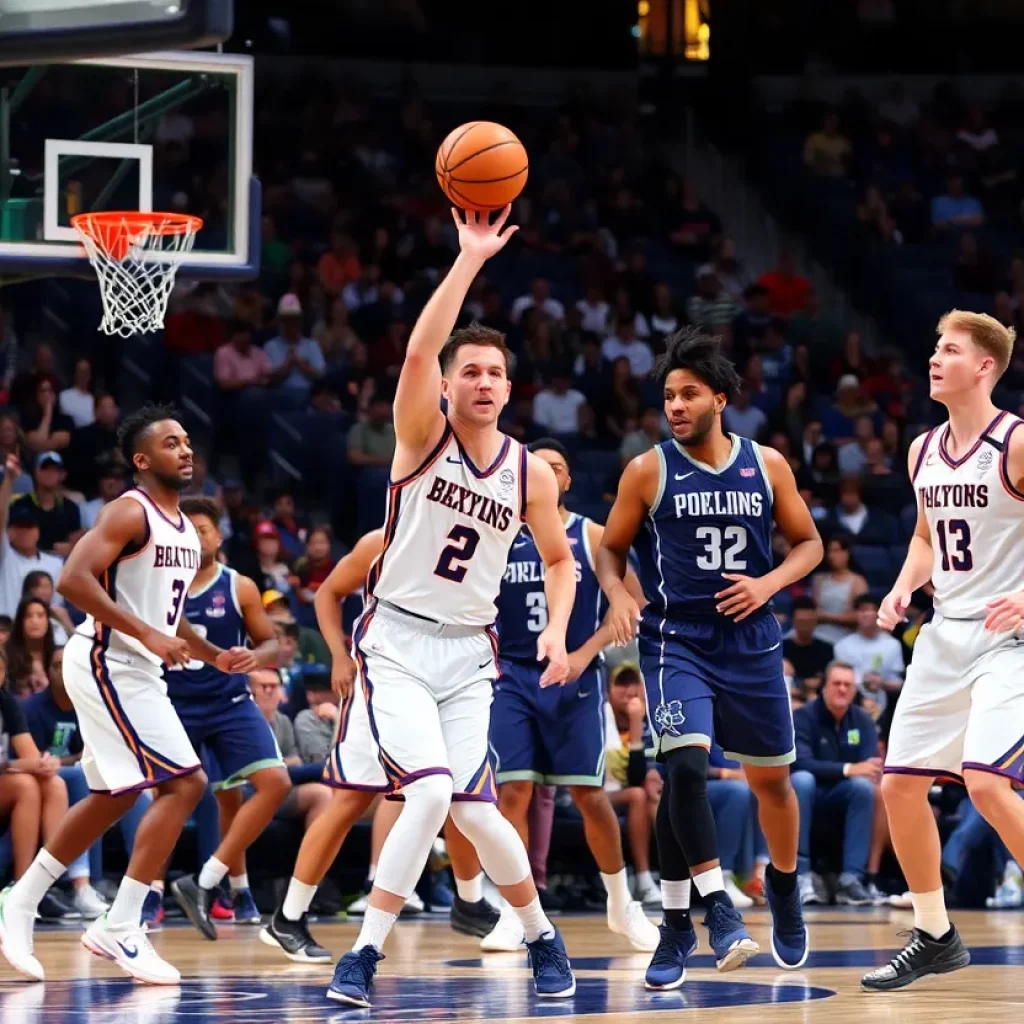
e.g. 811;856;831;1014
434;526;480;583
936;518;972;572
695;525;748;571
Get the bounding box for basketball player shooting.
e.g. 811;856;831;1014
327;206;578;1007
0;406;256;986
863;311;1024;991
596;330;823;989
260;527;501;966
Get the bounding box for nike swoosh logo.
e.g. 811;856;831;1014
577;690;592;699
765;641;781;652
117;940;139;959
674;471;694;481
513;540;530;549
446;456;463;465
478;661;492;670
231;693;248;703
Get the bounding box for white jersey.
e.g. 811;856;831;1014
914;411;1024;619
79;489;202;666
369;422;527;626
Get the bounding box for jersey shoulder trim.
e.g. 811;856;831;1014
389;422;453;488
125;487;187;533
911;426;939;482
518;442;528;522
750;441;774;505
938;410;1007;470
998;417;1024;503
453;430;511;479
650;444;668;516
579;517;597;572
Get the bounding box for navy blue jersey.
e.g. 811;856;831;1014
165;565;249;704
496;513;606;661
634;435;774;621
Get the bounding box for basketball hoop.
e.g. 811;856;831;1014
71;211;203;338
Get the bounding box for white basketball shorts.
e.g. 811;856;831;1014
323;602;498;801
885;614;1024;783
63;632;202;795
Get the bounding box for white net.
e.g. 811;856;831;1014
71;212;202;338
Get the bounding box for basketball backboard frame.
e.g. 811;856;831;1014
0;48;258;282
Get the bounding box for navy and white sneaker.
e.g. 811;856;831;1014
704;901;759;971
232;888;262;924
327;946;385;1007
764;870;809;969
645;921;698;990
526;929;575;998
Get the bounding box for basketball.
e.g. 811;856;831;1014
435;121;528;212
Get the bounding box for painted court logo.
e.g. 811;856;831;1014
654;700;686;735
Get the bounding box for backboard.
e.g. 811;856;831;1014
0;49;257;281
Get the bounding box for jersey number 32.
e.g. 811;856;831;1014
695;525;748;571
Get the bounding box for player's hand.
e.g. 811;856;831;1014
216;646;258;674
715;574;773;621
984;591;1024;634
331;653;357;699
607;584;641;646
564;649;591;684
141;629;191;668
452;205;518;263
877;586;911;631
537;626;570;688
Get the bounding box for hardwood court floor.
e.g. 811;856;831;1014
2;907;1023;1023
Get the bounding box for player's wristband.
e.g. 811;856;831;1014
842;762;851;777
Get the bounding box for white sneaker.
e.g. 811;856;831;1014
73;884;110;920
987;875;1023;909
865;882;887;905
0;885;44;981
798;874;821;906
81;914;180;985
480;905;525;952
347;892;369;914
635;880;661;908
724;872;754;910
609;899;660;951
888;890;913;909
402;890;424;915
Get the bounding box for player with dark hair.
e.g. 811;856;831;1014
167;497;288;939
0;405;256;985
596;329;823;989
484;437;658;952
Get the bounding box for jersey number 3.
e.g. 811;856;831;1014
695;525;748;571
434;526;480;583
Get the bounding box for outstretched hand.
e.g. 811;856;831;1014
452;205;518;263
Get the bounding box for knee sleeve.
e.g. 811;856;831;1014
449;801;530;887
373;773;453;899
655;776;690;882
663;746;720;869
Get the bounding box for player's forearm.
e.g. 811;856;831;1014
571;621;614;665
762;536;823;598
542;557;576;632
251;639;279;668
406;252;482;360
595;544;630;601
57;571;151;642
314;587;349;661
895;535;933;593
176;618;224;665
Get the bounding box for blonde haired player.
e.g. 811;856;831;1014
864;311;1024;991
327;206;578;1007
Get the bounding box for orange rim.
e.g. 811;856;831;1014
71;211;203;238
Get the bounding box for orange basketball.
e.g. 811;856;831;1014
435;121;528;212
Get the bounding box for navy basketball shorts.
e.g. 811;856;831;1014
176;695;285;791
637;610;795;767
490;659;607;787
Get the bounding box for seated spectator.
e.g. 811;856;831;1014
0;497;65;620
722;385;768;440
10;342;59;413
834;595;905;717
828;477;894;545
511;277;565;325
732;284;781;355
21;571;72;646
619;407;664;467
65;393;119;494
757;247;813;317
58;358;95;429
792;661;882;906
21;377;74;455
293;671;339;764
317;230;361;298
270;490;307;561
668;177;722;260
687;266;741;331
263;590;331;666
532;364;587;436
783;597;834;698
576;285;610;335
837;415;879;475
823;376;880;445
802;111;852;178
265;294;326;399
7;596;58;696
931;174;984;231
294;526;336;606
347;395;397;468
710;238;754;302
604;663;659;906
253;522;294;598
0;417;32;495
573;337;607;405
812;535;868;645
214;321;272;393
602;357;644;442
10;452;82;558
80;465;127;529
601;321;653;378
314;298;360;370
953;232;998;294
649;283;681;340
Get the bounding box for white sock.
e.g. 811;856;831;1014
107;877;150;927
911;888;951;940
198;856;230;891
692;866;725;897
601;868;632;917
151;879;165;894
511;896;554;943
353;906;397;951
455;872;483;903
661;879;691;910
229;873;249;892
282;878;318;922
11;849;65;910
636;870;655;892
